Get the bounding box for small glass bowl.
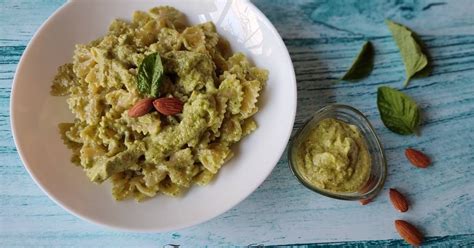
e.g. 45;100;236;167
288;104;387;201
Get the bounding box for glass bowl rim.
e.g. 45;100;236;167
288;104;387;201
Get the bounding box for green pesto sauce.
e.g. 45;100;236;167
295;118;371;192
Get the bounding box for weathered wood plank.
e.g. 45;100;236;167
255;0;474;38
0;0;65;46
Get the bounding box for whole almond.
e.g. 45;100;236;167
128;98;154;117
359;198;372;205
358;176;375;205
395;220;423;246
359;177;373;192
153;97;184;116
405;148;431;168
389;188;409;212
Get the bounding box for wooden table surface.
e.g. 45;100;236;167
1;0;473;246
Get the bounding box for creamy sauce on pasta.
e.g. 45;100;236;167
51;6;268;201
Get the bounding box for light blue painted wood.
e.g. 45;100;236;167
1;0;474;246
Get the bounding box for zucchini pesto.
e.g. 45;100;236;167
51;6;268;201
294;118;371;192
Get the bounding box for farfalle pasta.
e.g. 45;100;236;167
51;6;268;201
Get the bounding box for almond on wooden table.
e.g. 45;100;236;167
128;98;154;117
395;220;424;246
389;188;409;212
405;148;431;168
153;97;184;116
359;198;372;205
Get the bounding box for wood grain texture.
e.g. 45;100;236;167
1;0;474;246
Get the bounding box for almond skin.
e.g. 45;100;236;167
128;98;154;117
359;198;372;205
405;148;431;168
358;176;374;194
389;188;409;212
358;176;375;205
395;220;423;246
153;97;184;116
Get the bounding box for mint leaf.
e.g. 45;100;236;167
341;41;374;81
385;20;429;87
137;53;163;97
377;86;421;135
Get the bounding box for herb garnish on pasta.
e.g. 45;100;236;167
51;6;268;201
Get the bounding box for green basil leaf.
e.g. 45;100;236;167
341;41;374;81
137;52;163;97
377;86;421;135
385;20;429;87
410;32;432;78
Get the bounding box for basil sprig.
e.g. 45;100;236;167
137;52;164;97
386;20;429;87
341;41;374;81
377;86;421;135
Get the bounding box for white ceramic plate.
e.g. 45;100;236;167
11;0;296;232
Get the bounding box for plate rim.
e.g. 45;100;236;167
10;0;297;232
